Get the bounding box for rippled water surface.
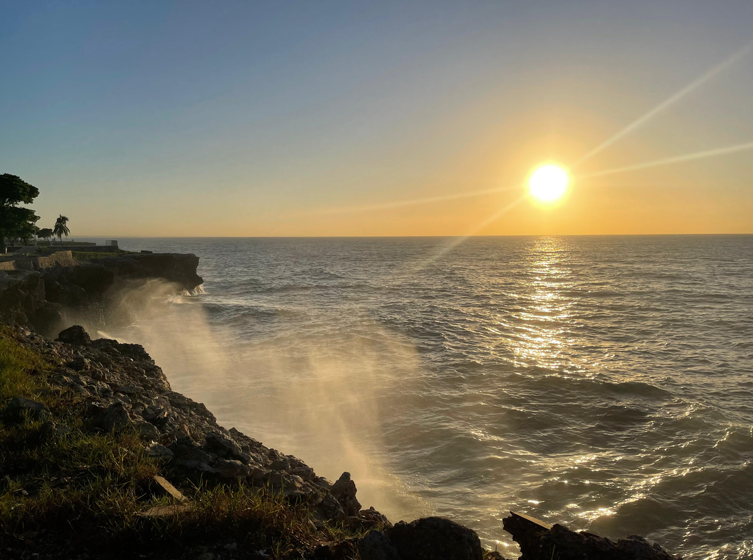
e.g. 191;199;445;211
103;236;753;559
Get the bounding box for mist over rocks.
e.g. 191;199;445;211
2;323;685;559
0;250;684;559
0;252;203;336
8;324;385;526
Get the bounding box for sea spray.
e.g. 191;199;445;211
102;278;430;523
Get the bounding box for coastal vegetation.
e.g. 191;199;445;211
0;174;40;254
0;326;369;558
52;215;70;243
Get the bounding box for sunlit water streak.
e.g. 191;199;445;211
96;235;753;559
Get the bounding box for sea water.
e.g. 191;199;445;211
90;235;752;559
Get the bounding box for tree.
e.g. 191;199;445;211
37;227;53;241
53;215;70;242
0;174;40;254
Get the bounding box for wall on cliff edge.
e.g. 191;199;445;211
0;252;203;337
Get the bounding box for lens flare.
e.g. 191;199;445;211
528;164;569;203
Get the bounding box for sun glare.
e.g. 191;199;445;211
528;164;570;203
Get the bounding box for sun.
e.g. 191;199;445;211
528;164;570;203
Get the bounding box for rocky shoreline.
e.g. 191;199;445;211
0;251;684;559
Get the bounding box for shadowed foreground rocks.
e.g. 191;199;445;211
1;322;684;560
503;511;682;560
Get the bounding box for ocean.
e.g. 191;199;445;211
87;235;752;559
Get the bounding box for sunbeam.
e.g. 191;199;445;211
305;184;522;215
577;140;753;180
571;42;753;169
409;195;528;273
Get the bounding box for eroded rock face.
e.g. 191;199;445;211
0;271;63;334
386;517;484;560
0;252;203;335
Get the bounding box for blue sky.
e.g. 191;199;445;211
2;1;753;235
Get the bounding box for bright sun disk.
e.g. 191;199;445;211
528;164;569;203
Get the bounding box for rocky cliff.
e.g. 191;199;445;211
0;252;203;335
0;252;685;559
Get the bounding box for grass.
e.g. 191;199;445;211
0;327;367;558
0;329;49;401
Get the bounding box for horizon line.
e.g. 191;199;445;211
59;232;753;239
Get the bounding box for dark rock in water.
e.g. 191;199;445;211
7;396;51;422
358;530;400;560
386;517;483;560
503;511;683;560
331;471;362;517
56;325;91;346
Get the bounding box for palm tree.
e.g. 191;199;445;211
53;215;70;243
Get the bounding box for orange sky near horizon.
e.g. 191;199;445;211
4;2;753;237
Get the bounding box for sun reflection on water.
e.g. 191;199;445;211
502;237;583;375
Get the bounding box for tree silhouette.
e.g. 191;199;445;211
0;174;40;254
37;227;54;241
53;215;70;243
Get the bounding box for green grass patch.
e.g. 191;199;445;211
0;328;49;401
0;329;364;558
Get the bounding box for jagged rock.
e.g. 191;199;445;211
213;458;252;479
359;506;393;529
331;472;361;516
386;517;483;560
134;420;161;441
205;430;251;464
6;396;51;422
98;402;133;431
503;511;683;560
67;355;90;371
114;385;143;395
315;492;347;522
146;443;174;458
143;405;169;427
56;325;91;346
358;530;400;560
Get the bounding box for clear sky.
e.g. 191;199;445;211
2;0;753;236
